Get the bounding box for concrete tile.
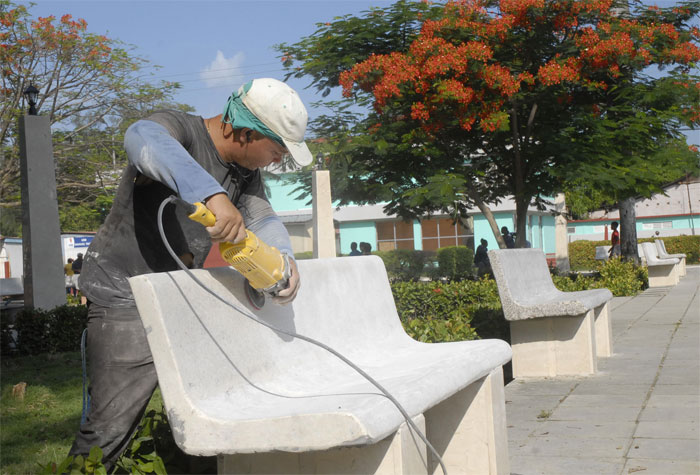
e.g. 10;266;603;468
627;437;700;461
635;420;699;439
651;384;700;396
510;455;624;475
646;394;699;407
505;378;580;396
550;405;641;423
573;383;650;396
558;394;647;407
515;434;628;458
639;405;699;423
531;420;637;439
622;458;700;475
656;368;700;386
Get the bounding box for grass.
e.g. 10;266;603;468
0;351;165;474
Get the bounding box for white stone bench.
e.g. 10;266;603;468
655;239;686;277
595;246;610;261
639;242;680;287
488;249;613;378
129;256;512;474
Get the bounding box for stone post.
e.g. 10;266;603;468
19;115;66;310
554;193;570;272
312;170;335;258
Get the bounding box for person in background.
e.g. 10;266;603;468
609;221;621;258
348;242;362;256
359;242;372;255
501;226;515;249
64;258;75;296
474;238;490;276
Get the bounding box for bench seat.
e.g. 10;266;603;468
129;256;512;474
489;249;613;378
639;242;680;287
655;239;686;277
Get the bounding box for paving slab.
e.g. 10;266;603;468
506;266;700;475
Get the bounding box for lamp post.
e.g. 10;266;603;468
18;83;66;310
23;84;39;115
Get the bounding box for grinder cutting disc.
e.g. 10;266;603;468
245;281;266;310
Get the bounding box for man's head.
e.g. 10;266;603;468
611;221;619;230
350;242;358;251
77;253;83;258
221;78;312;168
501;226;509;234
481;238;488;246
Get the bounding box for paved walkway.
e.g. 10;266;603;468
506;266;699;475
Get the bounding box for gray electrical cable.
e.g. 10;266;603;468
157;196;447;475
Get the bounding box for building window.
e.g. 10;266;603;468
376;220;415;251
567;227;577;234
421;217;474;251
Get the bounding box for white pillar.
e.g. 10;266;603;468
554;193;570;272
312;170;336;258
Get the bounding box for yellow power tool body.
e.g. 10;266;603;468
174;198;290;308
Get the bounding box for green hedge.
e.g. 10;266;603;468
435;246;474;281
569;235;700;270
553;259;648;296
376;249;436;282
391;279;507;342
1;305;88;356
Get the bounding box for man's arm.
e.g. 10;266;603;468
124;120;246;243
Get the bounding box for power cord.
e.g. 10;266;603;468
157;196;447;475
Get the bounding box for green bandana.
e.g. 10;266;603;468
221;81;285;146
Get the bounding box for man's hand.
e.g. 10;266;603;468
271;256;300;306
204;193;246;243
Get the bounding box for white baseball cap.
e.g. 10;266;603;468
240;78;313;166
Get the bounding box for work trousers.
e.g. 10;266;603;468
69;304;158;470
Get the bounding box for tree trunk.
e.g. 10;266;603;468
466;188;507;248
514;197;529;248
619;197;639;264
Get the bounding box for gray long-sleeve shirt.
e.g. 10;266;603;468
80;110;293;307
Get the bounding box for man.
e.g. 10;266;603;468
501;226;515;249
70;78;312;469
348;242;362;256
474;238;490;276
609;221;621;258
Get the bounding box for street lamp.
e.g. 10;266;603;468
23;84;39;115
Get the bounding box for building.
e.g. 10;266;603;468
567;178;699;242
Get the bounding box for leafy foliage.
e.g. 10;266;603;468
3;304;88;356
553;258;647;296
280;0;699;249
435;245;474;281
375;248;436;281
0;1;192;235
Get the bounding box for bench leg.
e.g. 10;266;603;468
594;303;613;358
648;264;678;287
424;367;510;475
509;311;597;378
217;414;427;474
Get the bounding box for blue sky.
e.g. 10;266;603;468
15;0;700;145
18;0;389;119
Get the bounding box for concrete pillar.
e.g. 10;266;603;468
19;115;66;310
312;170;335;258
554;193;570;272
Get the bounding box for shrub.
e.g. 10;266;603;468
2;304;88;356
376;249;435;282
569;235;700;270
392;278;507;342
552;259;647;296
435;246;474;281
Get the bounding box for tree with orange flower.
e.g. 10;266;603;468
0;0;189;235
281;0;699;249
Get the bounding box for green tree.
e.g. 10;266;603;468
0;0;191;234
279;0;699;249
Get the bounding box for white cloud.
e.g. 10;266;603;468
199;50;246;89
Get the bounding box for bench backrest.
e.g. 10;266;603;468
128;256;414;401
488;249;558;318
640;242;678;265
595;246;610;260
655;239;667;257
